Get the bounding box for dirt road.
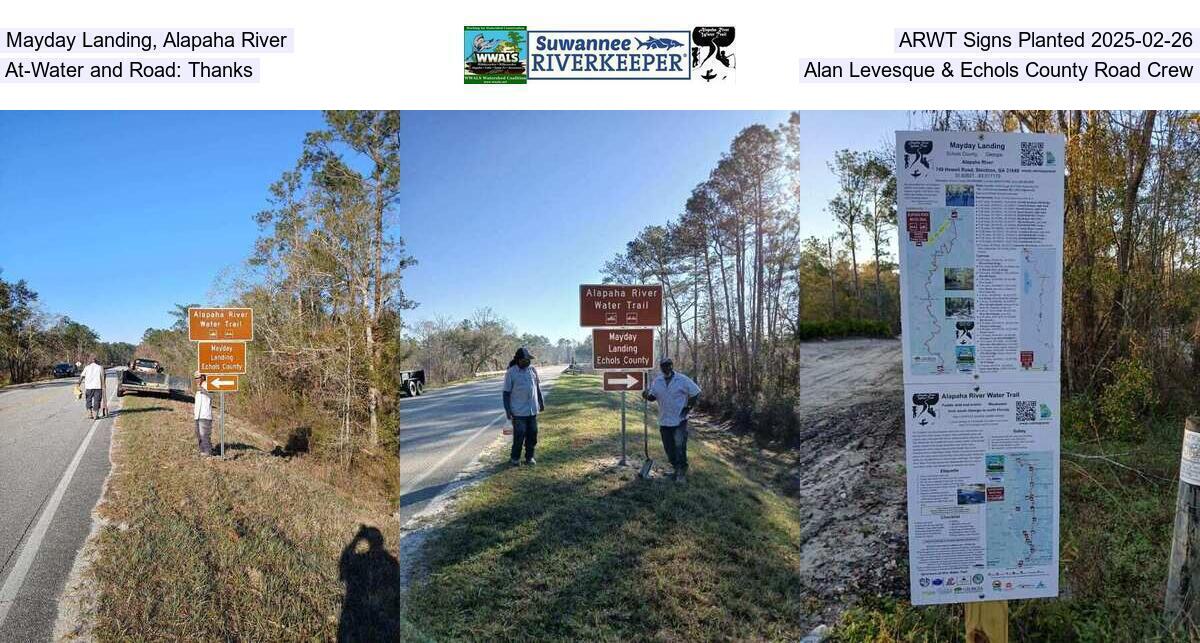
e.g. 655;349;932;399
800;338;902;419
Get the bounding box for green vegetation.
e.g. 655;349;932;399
402;374;809;641
831;414;1189;642
91;394;399;641
402;309;578;385
0;270;135;383
798;318;893;341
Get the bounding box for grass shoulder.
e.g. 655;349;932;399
88;393;399;641
403;373;811;640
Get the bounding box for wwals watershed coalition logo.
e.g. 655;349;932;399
465;27;735;82
464;26;527;84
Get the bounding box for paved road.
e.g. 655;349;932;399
399;364;567;525
0;372;119;642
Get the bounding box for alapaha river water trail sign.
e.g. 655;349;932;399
189;307;254;458
896;131;1065;606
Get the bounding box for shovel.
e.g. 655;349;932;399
639;385;654;479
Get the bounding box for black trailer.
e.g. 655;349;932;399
401;369;426;397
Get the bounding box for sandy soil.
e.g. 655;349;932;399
699;337;908;628
800;338;903;418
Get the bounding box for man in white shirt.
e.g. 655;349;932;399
643;358;701;483
193;372;214;457
78;357;107;420
502;347;544;465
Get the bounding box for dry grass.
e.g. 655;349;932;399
88;393;398;641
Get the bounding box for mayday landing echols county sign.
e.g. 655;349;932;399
602;371;646;392
579;284;663;327
593;328;655;370
188;307;254;341
197;341;247;375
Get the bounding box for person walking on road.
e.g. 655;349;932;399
193;372;214;457
503;347;544;466
643;358;701;484
78;356;107;420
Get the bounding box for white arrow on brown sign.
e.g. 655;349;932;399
602;371;645;392
205;375;240;392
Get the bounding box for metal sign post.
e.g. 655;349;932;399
619;391;628;466
580;283;662;471
219;391;226;458
189;307;254;460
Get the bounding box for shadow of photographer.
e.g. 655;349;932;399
337;524;400;642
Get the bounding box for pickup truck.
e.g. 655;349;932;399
117;358;186;398
401;369;425;397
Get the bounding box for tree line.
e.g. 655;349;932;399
402;308;580;385
0;271;135;385
601;114;804;441
799;147;899;335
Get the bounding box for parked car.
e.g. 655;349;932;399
51;363;77;378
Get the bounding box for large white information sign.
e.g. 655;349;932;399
896;131;1064;605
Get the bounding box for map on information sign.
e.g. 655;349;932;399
904;207;975;376
1019;248;1058;372
985;451;1054;570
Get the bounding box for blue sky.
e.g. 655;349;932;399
399;110;914;343
0;110;916;346
0;111;324;343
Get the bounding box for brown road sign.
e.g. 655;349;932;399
580;284;663;327
189;307;254;341
593;328;655;370
198;342;247;375
205;375;240;392
602;371;646;392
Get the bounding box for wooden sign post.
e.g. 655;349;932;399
1165;416;1200;629
966;601;1008;643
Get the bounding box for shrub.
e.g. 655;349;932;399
1098;356;1158;441
1060;394;1097;442
798;319;893;341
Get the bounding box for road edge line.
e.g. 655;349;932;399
52;377;123;640
0;409;105;627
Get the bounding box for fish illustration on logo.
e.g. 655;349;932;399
636;36;684;50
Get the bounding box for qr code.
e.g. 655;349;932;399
1016;400;1037;422
1021;142;1045;166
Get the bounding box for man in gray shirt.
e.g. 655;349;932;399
503;347;544;465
